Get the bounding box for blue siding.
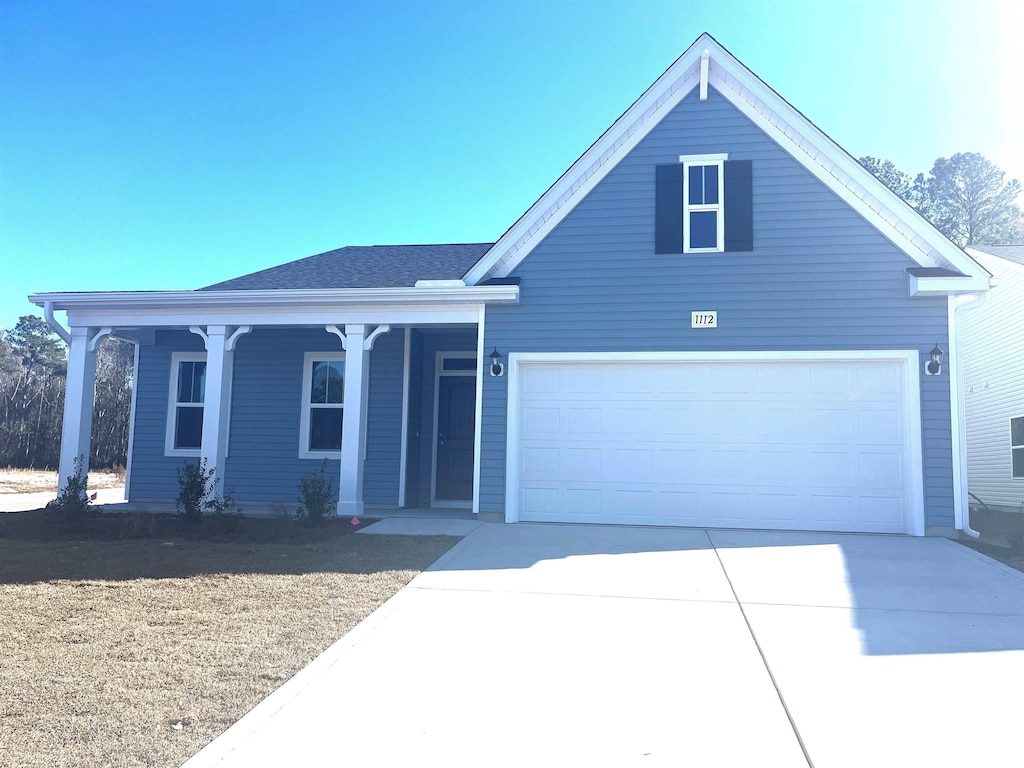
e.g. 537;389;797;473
127;330;205;501
480;86;955;529
129;327;405;507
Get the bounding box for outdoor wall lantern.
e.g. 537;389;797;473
490;348;505;377
925;343;944;376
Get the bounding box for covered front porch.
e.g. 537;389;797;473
31;283;518;518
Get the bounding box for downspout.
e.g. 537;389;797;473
949;292;986;538
43;301;71;344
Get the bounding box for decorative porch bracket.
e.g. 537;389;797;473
188;325;251;498
324;324;392;517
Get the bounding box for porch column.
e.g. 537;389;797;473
338;324;370;517
195;325;231;498
58;326;99;494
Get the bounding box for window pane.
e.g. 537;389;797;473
704;165;719;204
1013;447;1024;479
175;406;204;449
690;211;718;249
311;361;344;404
177;361;206;404
192;362;206;404
1011;417;1024;446
177;362;193;403
309;408;343;451
688;165;704;205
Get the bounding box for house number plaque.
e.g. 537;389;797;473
691;311;717;328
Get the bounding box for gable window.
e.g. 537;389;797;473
299;352;345;458
656;154;753;255
166;352;206;455
684;159;724;251
1012;417;1024;479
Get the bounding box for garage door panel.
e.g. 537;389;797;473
515;358;916;534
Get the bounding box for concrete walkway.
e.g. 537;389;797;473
0;486;126;513
184;524;1024;768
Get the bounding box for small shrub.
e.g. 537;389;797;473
175;459;235;522
50;455;93;520
297;459;337;526
1009;501;1024;553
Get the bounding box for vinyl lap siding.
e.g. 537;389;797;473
963;253;1024;510
479;86;954;528
127;330;205;501
129;327;405;506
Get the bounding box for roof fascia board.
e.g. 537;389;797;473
57;304;488;329
908;273;991;297
464;33;988;289
462;46;704;285
29;285;519;313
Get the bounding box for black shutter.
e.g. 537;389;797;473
655;163;684;254
724;160;753;252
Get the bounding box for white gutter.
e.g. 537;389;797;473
949;292;986;538
42;301;71;344
29;284;520;313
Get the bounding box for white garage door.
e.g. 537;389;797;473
509;353;922;534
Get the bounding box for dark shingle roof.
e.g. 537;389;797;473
969;245;1024;266
201;243;493;291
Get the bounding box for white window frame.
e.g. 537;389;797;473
1011;416;1024;479
680;152;727;254
164;351;207;457
299;351;346;460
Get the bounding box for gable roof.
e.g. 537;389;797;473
461;33;989;293
203;243;492;291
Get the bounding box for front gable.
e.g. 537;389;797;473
463;33;988;294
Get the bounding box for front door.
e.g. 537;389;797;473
434;370;476;503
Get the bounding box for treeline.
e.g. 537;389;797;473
1;316;134;469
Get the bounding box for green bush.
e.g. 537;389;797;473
175;459;235;522
297;459;337;526
50;455;92;520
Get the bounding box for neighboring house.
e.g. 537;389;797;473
962;245;1024;513
31;33;991;536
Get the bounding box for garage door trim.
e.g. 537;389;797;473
505;350;924;534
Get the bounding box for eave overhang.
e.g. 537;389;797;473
29;285;519;328
906;268;991;297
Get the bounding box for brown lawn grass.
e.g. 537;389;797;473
0;509;460;768
0;467;125;494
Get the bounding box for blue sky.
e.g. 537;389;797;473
2;0;1021;332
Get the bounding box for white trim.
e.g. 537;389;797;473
472;306;486;515
681;157;725;253
123;341;140;502
1011;416;1024;480
463;33;989;289
677;152;728;164
505;349;925;536
298;351;346;460
164;351;207;457
47;305;495;330
430;351;477;508
699;48;710;101
949;293;985;537
398;328;411;507
30;285;519;316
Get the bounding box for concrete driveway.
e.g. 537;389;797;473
185;524;1024;768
